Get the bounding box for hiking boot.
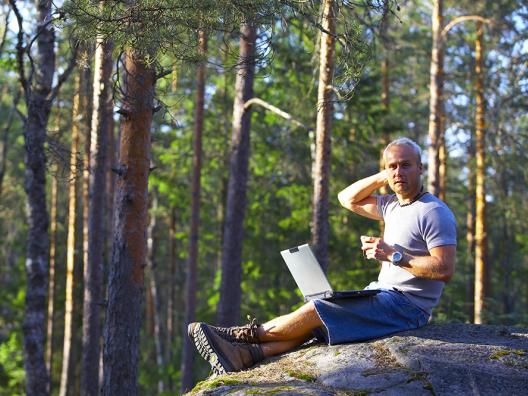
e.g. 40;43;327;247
207;316;261;344
188;322;264;374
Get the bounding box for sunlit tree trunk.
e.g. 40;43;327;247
46;166;58;384
181;30;207;392
216;24;257;326
438;123;447;202
312;0;335;273
466;134;475;322
474;21;487;325
59;72;82;396
427;0;444;197
81;37;113;396
102;49;155;395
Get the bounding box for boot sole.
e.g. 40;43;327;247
189;322;236;375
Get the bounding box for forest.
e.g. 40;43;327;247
0;0;527;394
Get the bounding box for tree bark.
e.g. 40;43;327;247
312;0;336;273
466;134;476;322
438;124;447;202
102;49;154;396
146;190;165;393
46;164;58;386
378;2;391;235
181;30;207;392
9;0;68;392
427;0;444;197
81;38;113;396
474;21;487;325
216;24;257;327
46;105;62;389
59;72;82;396
166;206;176;391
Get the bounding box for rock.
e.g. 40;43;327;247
188;324;528;396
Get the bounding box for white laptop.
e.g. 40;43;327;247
280;244;380;302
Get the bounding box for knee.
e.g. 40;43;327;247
299;300;319;318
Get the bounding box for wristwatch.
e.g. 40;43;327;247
391;251;403;266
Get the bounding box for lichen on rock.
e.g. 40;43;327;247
188;324;528;396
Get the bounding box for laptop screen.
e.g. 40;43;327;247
280;244;333;298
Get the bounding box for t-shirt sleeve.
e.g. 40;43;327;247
376;194;396;219
421;206;457;250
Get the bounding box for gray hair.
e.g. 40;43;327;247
383;137;422;163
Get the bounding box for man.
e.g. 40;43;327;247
188;137;457;375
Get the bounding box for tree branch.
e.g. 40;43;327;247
244;97;312;131
8;0;28;98
442;16;492;38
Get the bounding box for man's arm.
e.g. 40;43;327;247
337;170;388;220
362;237;456;282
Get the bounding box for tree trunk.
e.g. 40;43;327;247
427;0;444;197
46;164;58;385
378;2;391;235
466;134;475;322
81;38;113;396
46;106;62;389
102;49;154;396
474;21;487;325
146;190;165;393
181;30;207;392
438;124;447;202
19;0;55;393
312;0;336;273
166;207;176;374
59;72;82;396
216;24;257;327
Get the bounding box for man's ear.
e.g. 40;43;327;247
418;162;423;174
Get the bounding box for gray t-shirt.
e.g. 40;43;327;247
367;192;457;315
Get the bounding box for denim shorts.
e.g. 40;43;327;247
312;289;430;345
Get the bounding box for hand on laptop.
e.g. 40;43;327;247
361;235;396;262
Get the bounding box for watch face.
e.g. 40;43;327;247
392;251;402;263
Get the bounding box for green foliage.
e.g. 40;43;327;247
0;333;25;395
2;0;528;394
62;0;281;61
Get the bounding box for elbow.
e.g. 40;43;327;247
337;191;350;209
440;262;455;283
338;191;359;210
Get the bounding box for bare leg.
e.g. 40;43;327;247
257;301;323;357
261;337;310;357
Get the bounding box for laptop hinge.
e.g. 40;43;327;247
304;291;333;301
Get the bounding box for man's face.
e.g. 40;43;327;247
384;144;423;197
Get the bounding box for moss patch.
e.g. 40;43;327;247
489;348;528;369
286;369;317;382
489;349;526;360
243;385;297;395
190;376;244;394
